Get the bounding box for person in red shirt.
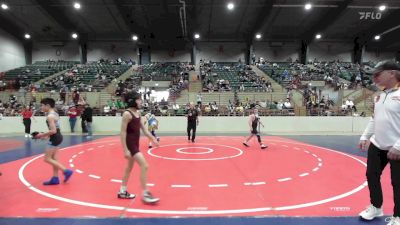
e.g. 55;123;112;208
21;105;35;137
67;105;78;133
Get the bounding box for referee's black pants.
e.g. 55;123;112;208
23;118;31;134
366;143;400;217
187;122;197;141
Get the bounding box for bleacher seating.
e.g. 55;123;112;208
138;62;191;81
42;62;131;92
201;62;269;92
136;62;192;101
258;61;373;90
2;61;79;88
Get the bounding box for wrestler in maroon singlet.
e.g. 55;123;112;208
117;92;160;204
125;110;141;156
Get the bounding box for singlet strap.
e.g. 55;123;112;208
48;111;60;120
125;110;140;119
124;110;134;117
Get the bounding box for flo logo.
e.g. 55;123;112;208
359;12;382;20
330;207;351;212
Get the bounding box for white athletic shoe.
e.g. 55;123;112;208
386;217;400;225
142;191;159;204
359;204;383;220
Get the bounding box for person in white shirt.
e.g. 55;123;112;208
345;98;357;112
103;105;111;115
283;98;292;109
358;61;400;225
196;92;202;106
277;100;284;110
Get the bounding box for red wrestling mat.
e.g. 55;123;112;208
0;139;24;152
0;136;394;218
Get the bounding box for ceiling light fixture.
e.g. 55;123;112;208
1;3;9;10
227;2;235;10
73;2;81;9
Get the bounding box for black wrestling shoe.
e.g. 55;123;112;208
118;191;136;199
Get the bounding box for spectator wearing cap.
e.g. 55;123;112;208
358;60;400;224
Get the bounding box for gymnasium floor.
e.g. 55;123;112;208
0;134;394;225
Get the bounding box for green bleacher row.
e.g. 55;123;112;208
139;63;185;81
65;64;131;87
1;61;130;87
258;62;359;82
141;63;183;73
3;61;79;83
205;64;261;91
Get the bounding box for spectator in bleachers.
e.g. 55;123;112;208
172;102;180;114
78;96;86;106
207;82;214;92
240;83;245;92
210;101;219;115
72;89;80;105
103;104;111;115
60;103;68;116
59;86;67;103
56;98;64;107
196;92;202;106
0;101;4;115
277;100;284;110
283;99;292;109
9;95;17;107
107;99;118;115
204;104;211;114
116;99;125;109
286;88;293;101
228;101;234;116
35;69;41;75
345;98;357;112
0;80;6;91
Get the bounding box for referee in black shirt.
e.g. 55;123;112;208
186;102;199;143
83;104;93;137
